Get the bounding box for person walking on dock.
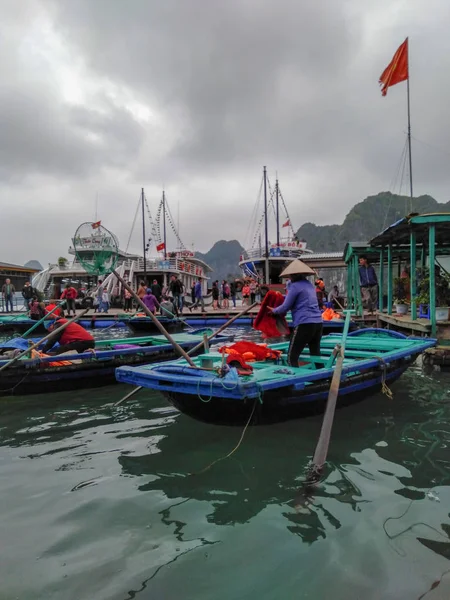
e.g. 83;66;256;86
169;275;183;313
222;280;230;309
358;256;378;313
191;279;205;311
60;283;78;317
2;279;15;313
124;288;133;312
22;281;34;309
151;279;162;302
142;288;160;315
212;281;220;309
230;280;237;308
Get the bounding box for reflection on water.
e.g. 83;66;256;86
1;360;450;598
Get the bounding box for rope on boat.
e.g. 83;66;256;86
374;356;394;400
189;397;259;475
0;370;32;394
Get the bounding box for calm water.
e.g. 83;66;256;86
1;331;450;598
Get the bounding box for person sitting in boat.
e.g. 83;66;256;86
142;288;160;315
160;295;176;319
60;283;78;317
29;296;45;321
42;309;95;356
269;260;323;368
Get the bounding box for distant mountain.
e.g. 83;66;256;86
296;192;450;252
24;259;44;271
195;192;450;281
196;240;244;282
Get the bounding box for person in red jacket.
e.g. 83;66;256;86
42;317;95;355
60;284;78;317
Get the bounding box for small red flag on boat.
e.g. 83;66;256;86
91;221;101;229
282;219;290;227
379;38;409;96
156;242;165;252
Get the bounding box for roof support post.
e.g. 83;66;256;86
387;244;393;315
379;248;384;312
347;257;352;310
429;224;436;337
410;230;417;320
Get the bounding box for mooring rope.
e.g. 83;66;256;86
189;397;259;475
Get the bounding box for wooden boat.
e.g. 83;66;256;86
115;329;436;425
0;314;183;335
0;329;231;397
127;315;186;334
129;315;354;335
0;314;128;334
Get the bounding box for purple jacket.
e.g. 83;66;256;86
194;282;202;299
142;293;159;312
272;279;322;326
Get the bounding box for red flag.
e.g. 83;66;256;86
91;221;101;229
282;219;290;228
156;242;165;252
379;38;409;96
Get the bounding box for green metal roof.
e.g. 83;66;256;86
370;213;450;247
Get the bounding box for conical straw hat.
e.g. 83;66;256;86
280;259;315;278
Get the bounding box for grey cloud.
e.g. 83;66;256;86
2;0;450;267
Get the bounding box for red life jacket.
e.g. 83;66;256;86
53;319;94;344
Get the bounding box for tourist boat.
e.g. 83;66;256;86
0;329;233;396
115;329;436;425
32;189;212;308
239;167;313;289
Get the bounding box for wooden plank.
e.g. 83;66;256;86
377;312;431;333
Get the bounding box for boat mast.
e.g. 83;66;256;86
263;166;270;284
406;38;413;211
275;177;280;247
141;187;147;285
162;190;167;260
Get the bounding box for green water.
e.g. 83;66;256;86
1;362;450;597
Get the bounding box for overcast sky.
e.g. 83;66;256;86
1;0;449;266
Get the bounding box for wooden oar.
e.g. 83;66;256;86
21;301;66;338
112;270;197;368
0;309;90;373
114;302;259;407
186;302;259;357
307;310;354;482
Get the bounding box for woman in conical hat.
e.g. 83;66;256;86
270;259;323;367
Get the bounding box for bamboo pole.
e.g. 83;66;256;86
114;301;259;407
112;269;197;367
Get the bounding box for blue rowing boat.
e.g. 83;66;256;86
115;329;436;425
0;329;232;397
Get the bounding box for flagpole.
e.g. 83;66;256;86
263;166;270;285
141;187;147;285
406;37;413;211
